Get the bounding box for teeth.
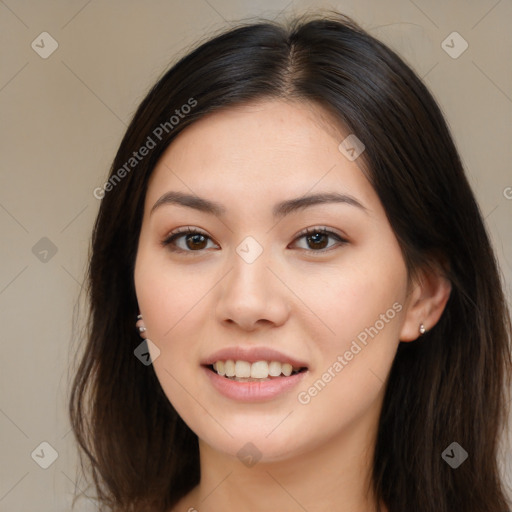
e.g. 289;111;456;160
224;360;235;377
216;361;225;376
235;360;251;378
211;359;303;379
281;363;293;377
268;361;282;377
251;361;268;378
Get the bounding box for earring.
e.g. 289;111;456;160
419;323;426;335
136;313;147;339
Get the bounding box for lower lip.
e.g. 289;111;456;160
203;366;308;402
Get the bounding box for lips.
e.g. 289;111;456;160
201;347;309;401
203;365;308;401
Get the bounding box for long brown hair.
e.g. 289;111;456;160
69;11;512;511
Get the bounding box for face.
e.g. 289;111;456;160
134;99;412;462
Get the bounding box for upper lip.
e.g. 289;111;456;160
202;346;308;369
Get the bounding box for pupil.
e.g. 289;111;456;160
187;234;206;250
308;232;327;249
184;232;328;251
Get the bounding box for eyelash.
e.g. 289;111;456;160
161;226;348;255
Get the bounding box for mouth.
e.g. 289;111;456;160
205;360;308;382
201;347;309;401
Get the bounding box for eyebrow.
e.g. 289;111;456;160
150;190;367;218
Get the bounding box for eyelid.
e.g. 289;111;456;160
290;226;349;254
161;225;348;254
293;226;348;242
161;226;219;251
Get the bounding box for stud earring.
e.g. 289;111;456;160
419;323;426;335
136;314;147;339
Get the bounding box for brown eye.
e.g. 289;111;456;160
292;227;348;253
161;226;347;255
162;227;218;253
305;231;329;250
184;233;208;250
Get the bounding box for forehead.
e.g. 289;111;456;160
145;99;378;213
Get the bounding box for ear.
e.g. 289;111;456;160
399;264;452;342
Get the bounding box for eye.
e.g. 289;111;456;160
161;227;219;253
161;226;348;255
291;227;348;253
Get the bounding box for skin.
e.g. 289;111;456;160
134;99;451;512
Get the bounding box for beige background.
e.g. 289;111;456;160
0;1;511;510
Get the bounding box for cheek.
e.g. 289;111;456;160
134;246;210;340
304;249;407;355
134;249;216;430
293;269;406;444
134;246;220;374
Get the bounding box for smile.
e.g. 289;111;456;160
209;359;306;381
201;347;309;401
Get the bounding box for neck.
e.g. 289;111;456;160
181;405;385;512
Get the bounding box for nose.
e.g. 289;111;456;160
215;245;290;332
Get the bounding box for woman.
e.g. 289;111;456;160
70;11;512;512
